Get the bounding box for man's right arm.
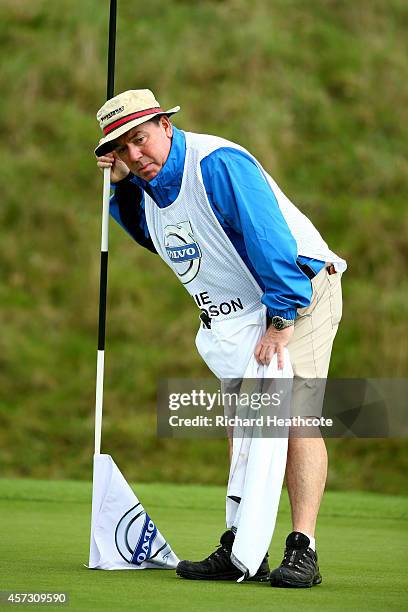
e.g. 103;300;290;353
110;173;157;254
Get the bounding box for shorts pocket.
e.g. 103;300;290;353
296;282;317;318
296;268;326;318
328;272;343;326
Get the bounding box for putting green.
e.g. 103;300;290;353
0;478;406;611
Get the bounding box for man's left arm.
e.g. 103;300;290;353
201;148;312;368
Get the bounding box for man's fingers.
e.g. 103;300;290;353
254;340;263;363
255;342;276;365
255;342;268;365
265;344;279;366
96;154;115;173
97;161;113;168
258;344;267;365
254;340;285;366
276;344;284;370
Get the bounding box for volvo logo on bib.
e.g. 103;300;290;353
164;221;202;284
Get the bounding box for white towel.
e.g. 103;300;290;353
227;351;293;579
195;308;293;579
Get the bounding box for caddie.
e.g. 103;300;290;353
95;89;346;588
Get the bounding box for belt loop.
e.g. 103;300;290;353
297;260;316;280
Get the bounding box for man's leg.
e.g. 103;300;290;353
285;268;341;538
269;267;342;588
286;434;327;537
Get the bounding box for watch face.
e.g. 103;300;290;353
272;316;284;330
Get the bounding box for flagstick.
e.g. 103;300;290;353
94;168;111;455
94;0;117;456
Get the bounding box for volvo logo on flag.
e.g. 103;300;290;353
164;221;202;284
131;516;157;565
115;504;175;567
115;504;156;565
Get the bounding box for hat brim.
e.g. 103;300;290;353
94;106;180;156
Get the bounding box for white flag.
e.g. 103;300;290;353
88;454;179;570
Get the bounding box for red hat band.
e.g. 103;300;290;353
103;107;163;135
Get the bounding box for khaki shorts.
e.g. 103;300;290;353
289;266;343;417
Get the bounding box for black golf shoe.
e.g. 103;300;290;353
269;532;322;588
176;530;270;581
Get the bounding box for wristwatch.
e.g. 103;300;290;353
270;315;295;330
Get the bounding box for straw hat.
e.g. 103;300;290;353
95;89;180;156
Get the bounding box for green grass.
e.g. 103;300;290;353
1;478;407;611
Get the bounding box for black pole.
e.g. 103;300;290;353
97;250;108;351
106;0;117;100
97;0;117;355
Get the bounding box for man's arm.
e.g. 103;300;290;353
201;148;312;316
201;147;310;366
111;174;157;253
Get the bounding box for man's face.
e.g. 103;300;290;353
113;116;173;181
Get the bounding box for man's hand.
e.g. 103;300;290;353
96;147;130;183
254;324;294;369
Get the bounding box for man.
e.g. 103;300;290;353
95;89;346;588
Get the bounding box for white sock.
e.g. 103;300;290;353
302;533;316;551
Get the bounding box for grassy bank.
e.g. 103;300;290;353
0;0;407;490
